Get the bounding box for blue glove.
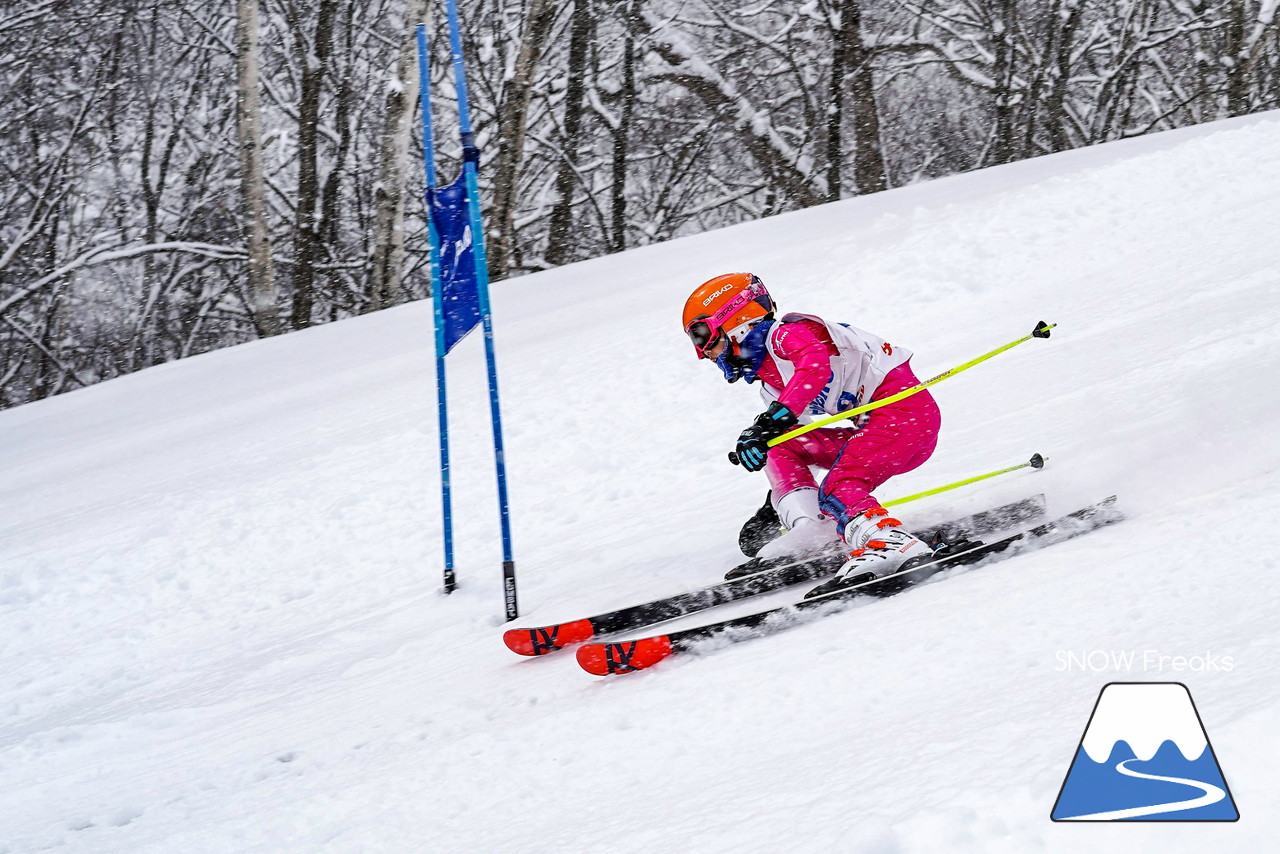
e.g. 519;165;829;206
731;402;799;472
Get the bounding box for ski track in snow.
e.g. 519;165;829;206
3;112;1280;853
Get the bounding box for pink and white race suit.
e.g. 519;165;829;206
752;313;941;539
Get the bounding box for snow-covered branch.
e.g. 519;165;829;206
1;242;246;317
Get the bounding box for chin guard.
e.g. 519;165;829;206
716;321;773;383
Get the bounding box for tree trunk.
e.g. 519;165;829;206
370;0;428;310
610;1;637;254
488;0;559;280
1224;0;1251;117
288;0;338;331
845;0;887;194
988;0;1019;165
1044;0;1084;152
320;2;357;311
235;0;280;337
545;0;592;267
825;1;847;201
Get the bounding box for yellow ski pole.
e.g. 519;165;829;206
884;453;1045;507
769;320;1055;447
744;455;1047;547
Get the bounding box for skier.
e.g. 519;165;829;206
682;272;942;597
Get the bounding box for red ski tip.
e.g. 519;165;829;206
577;636;674;676
503;619;595;656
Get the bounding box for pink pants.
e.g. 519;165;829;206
765;361;940;539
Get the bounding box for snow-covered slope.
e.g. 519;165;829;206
3;113;1280;853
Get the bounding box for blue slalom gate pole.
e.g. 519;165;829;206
415;25;457;594
443;2;519;621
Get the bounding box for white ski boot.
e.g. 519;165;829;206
804;506;933;599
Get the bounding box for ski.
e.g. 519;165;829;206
576;497;1122;676
502;494;1047;657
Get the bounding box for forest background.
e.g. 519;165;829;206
2;0;1278;408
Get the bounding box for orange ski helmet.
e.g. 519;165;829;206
682;273;774;358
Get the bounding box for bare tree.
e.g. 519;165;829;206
610;0;639;253
545;0;593;266
638;6;823;210
285;0;339;330
371;0;429;310
488;0;561;279
5;0;1280;410
236;0;281;336
824;0;887;197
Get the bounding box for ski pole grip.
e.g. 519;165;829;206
728;451;741;466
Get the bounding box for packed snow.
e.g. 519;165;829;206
3;112;1280;852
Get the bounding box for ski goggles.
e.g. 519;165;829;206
684;278;770;358
685;315;723;358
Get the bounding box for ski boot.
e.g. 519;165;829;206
804;507;934;599
738;491;782;557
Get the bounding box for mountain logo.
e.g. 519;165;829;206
1051;682;1238;821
